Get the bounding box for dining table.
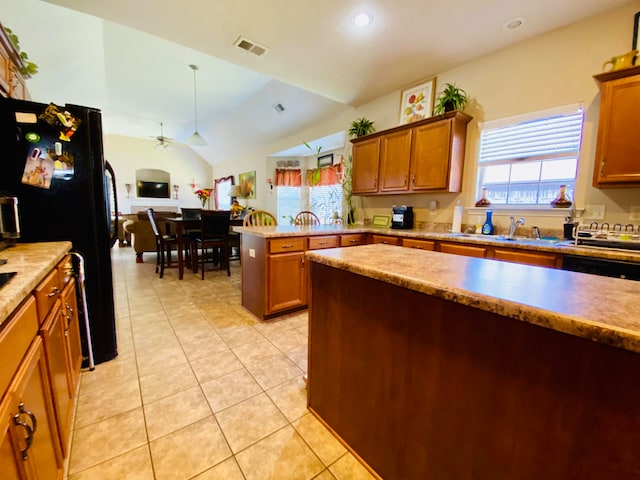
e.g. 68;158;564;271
167;216;243;279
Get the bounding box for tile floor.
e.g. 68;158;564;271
64;246;377;480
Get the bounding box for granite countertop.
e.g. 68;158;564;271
306;244;640;354
0;242;71;323
233;225;640;263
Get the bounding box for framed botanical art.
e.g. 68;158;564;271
238;171;256;199
399;77;437;125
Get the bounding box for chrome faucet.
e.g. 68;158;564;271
509;216;525;237
532;226;541;240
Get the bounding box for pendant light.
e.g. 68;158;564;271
187;64;207;146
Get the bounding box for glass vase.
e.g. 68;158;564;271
550;185;572;208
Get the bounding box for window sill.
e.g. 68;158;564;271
467;205;580;218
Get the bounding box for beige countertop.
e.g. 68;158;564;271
0;242;71;323
233;225;640;263
306;243;640;354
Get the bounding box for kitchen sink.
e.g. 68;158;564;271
494;235;561;245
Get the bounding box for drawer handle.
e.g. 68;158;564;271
318;241;329;245
65;302;74;315
19;403;37;433
349;239;358;243
13;416;33;461
47;286;61;297
281;244;294;248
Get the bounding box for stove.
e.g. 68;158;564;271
574;222;640;251
0;271;17;288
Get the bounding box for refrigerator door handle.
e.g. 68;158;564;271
105;161;118;247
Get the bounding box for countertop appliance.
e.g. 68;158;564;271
573;222;640;251
391;205;414;229
0;97;118;365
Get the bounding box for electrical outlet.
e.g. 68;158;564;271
583;204;606;220
630;206;640;221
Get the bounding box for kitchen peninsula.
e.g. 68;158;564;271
305;244;640;480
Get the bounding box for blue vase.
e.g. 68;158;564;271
481;210;494;235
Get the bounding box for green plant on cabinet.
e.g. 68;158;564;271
433;83;467;114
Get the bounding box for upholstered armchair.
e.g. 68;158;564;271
123;211;178;262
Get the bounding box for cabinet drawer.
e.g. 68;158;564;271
269;237;306;253
56;255;74;287
492;249;561;268
402;238;436;251
370;235;401;245
438;242;487;258
340;234;368;247
35;270;62;322
308;235;340;250
0;295;38;397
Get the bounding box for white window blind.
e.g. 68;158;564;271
477;105;584;206
309;185;342;224
276;186;301;224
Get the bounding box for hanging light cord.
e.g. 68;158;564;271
190;64;199;133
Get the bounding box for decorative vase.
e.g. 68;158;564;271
475;187;491;207
200;198;207;208
550;185;572;208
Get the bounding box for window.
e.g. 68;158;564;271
309;185;342;224
277;186;301;224
477;104;584;206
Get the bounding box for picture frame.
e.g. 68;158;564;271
238;170;256;199
633;11;640;51
318;153;333;168
371;214;391;228
399;77;436;125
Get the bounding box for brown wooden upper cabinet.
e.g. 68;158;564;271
351;111;472;195
592;65;640;187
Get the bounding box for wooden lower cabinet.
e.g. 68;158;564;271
61;282;82;395
340;233;367;247
370;234;401;245
438;242;487;258
267;251;307;314
1;338;63;480
308;235;340;250
492;248;562;268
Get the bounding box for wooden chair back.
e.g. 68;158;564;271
243;210;278;226
181;208;202;220
294;210;320;226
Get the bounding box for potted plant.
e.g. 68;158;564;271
348;117;376;138
433;83;467;115
3;26;38;77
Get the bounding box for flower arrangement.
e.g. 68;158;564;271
194;188;212;207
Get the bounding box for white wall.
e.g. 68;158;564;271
214;3;640;232
103;134;213;212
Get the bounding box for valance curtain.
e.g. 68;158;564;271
274;168;302;187
305;163;344;186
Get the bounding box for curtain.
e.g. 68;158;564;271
275;169;302;187
305;163;344;186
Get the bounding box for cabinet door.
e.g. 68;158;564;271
438;242;487;258
40;303;73;456
8;338;63;479
410;119;453;191
340;234;367;247
370;235;401;245
593;74;640;186
61;282;82;396
0;398;23;480
352;137;381;194
267;252;307;313
402;238;436;251
379;129;412;192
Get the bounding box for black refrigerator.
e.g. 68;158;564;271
0;97;118;365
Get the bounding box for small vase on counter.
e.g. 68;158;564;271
475;187;491;207
550;185;572;208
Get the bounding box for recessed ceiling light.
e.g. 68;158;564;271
354;12;370;27
503;17;525;30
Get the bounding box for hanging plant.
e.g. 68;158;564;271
4;26;38;77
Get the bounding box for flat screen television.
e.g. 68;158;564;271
136;181;170;198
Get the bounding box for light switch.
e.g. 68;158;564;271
583;205;605;220
249;248;255;258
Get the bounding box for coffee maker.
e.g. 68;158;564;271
391;205;414;229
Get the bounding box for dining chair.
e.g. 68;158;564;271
192;210;231;278
294;210;320;226
147;208;178;278
181;207;202;266
243;209;278;226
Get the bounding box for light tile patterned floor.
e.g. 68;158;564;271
64;247;377;480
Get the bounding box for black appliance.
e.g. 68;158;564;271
0;97;118;365
562;255;640;281
391;205;413;229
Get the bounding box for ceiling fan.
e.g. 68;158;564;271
151;122;173;149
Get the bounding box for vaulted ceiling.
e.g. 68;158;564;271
3;0;634;163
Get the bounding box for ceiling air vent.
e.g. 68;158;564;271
234;36;269;57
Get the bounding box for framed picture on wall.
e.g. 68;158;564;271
238;171;256;199
318;154;333;168
399;77;436;125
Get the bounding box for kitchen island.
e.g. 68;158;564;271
305;244;640;480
